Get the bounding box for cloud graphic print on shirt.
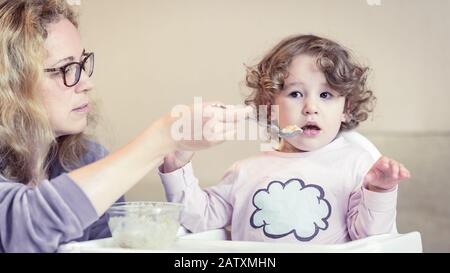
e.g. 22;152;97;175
250;178;332;241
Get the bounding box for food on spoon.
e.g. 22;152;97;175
281;124;302;134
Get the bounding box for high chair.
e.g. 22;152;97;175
58;131;422;253
176;130;423;253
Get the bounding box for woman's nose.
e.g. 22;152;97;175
75;69;94;93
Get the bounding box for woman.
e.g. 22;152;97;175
0;0;247;252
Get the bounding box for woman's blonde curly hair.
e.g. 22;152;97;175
245;34;376;130
0;0;96;185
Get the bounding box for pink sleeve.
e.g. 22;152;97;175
346;185;398;240
158;162;237;233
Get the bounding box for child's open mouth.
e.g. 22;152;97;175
301;124;321;137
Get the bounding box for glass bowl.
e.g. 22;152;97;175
107;201;183;249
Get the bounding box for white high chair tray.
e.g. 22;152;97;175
59;229;422;253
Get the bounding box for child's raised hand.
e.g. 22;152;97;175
364;156;411;192
162;150;195;173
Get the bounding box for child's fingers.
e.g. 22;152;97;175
377;157;399;180
373;156;389;172
367;157;387;181
365;166;383;183
367;156;411;190
399;164;411;180
364;172;374;183
381;157;390;170
389;160;399;180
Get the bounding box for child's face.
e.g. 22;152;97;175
274;54;346;152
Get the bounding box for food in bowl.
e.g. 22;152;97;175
107;201;183;249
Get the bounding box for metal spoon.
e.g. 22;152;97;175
210;104;303;138
248;116;302;138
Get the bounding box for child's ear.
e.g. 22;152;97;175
342;101;352;123
341;107;351;122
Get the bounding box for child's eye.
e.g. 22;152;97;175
320;91;334;99
289;91;303;98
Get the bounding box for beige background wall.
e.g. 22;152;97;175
77;0;449;252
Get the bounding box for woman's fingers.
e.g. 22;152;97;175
204;121;237;142
204;104;253;122
202;103;253;142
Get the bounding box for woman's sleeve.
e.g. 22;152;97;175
0;174;99;253
87;196;125;240
0;141;113;252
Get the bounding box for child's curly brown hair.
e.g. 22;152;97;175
245;34;376;130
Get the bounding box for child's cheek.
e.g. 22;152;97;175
275;98;301;128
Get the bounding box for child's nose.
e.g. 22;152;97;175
302;99;319;115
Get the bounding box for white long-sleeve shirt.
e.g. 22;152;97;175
159;135;398;244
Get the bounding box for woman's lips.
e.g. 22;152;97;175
72;103;89;113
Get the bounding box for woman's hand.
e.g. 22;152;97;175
158;102;252;153
364;156;411;192
159;102;252;173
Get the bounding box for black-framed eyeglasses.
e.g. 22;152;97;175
44;50;95;87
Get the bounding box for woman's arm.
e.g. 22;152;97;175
69;104;251;216
68;116;174;216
